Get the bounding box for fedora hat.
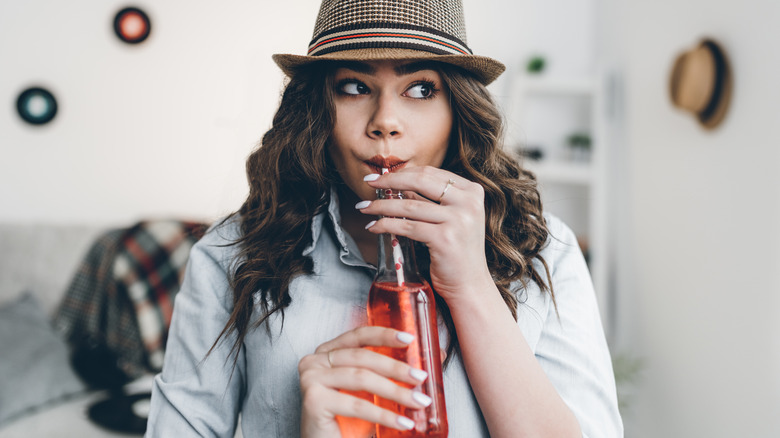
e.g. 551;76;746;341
669;38;733;129
272;0;505;85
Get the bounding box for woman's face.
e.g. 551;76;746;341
328;60;453;202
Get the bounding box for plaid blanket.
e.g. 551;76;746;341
54;220;207;379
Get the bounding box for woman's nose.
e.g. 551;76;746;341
366;93;402;139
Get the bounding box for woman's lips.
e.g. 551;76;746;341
364;155;407;173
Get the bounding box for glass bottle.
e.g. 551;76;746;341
367;189;448;438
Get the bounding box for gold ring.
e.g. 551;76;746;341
327;350;335;367
438;178;456;202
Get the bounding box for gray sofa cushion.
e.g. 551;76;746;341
0;293;87;426
0;224;106;316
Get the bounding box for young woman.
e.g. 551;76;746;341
147;1;623;437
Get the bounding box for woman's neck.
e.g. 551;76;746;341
336;185;378;266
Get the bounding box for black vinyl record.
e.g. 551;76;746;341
114;7;151;44
16;87;57;125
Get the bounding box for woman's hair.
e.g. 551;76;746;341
210;61;554;369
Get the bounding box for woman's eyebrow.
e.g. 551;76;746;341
338;61;376;75
394;61;439;76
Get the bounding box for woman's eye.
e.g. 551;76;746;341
406;82;436;99
340;81;369;95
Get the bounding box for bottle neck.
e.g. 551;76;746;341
373;189;423;285
375;232;423;285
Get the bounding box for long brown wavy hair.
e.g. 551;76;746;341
210;61;554;369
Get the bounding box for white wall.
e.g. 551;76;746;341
0;0;323;225
600;0;780;436
3;0;578;226
18;1;780;436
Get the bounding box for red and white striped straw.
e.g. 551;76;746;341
382;168;405;287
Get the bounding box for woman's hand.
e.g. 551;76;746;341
298;326;432;438
360;166;494;304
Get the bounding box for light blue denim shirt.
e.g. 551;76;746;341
147;191;623;437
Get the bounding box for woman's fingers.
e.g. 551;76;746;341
360;166;485;231
304;386;419;431
314;326;414;355
328;390;422;431
305;366;432;409
364;166;475;205
356;198;447;224
299;326;433;434
300;346;428;388
365;214;487;256
360;166;493;300
400;190;438;205
365;218;440;247
326;347;429;386
300;326;430;405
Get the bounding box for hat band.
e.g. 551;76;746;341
308;22;472;56
698;40;727;122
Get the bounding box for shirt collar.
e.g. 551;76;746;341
326;187;351;253
302;187;374;270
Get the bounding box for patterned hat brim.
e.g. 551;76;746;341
273;48;506;85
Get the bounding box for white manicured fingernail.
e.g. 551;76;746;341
412;391;432;407
365;220;377;230
410;368;428;382
363;173;381;181
396;332;414;344
397;416;415;430
355;200;371;209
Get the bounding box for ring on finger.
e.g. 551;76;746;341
327;350;335;368
438;178;456;202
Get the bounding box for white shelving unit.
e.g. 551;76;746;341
520;77;596;96
525;160;593;185
508;73;611;323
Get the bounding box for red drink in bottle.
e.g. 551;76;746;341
365;186;448;437
368;280;448;437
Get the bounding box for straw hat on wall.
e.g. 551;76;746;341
669;38;733;130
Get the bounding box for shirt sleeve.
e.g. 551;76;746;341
146;227;246;438
533;216;624;438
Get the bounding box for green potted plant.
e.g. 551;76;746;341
567;132;592;162
526;55;546;74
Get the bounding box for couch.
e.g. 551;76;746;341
0;222;244;438
0;223;140;437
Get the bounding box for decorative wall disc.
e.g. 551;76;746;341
114;7;151;44
16;87;58;125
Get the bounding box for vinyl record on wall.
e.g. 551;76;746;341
114;7;151;44
16;87;58;125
